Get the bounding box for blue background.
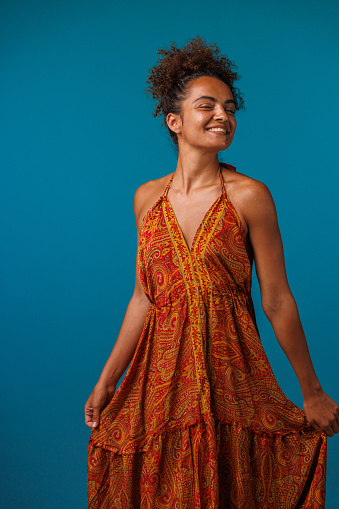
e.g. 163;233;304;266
1;0;338;507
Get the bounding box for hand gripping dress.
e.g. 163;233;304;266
88;163;327;509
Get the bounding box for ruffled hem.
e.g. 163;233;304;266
90;413;325;455
88;417;326;509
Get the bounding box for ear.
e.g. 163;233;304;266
166;112;182;135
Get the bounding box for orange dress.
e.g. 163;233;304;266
88;163;327;509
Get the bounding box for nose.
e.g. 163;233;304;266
213;104;229;121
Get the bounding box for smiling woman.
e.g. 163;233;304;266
146;37;244;149
166;77;237;158
85;36;339;509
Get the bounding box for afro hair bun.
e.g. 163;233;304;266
146;36;244;146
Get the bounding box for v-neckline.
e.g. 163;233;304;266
162;166;226;254
164;193;223;253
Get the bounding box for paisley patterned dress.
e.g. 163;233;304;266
88;162;327;508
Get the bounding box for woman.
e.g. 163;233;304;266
85;37;339;508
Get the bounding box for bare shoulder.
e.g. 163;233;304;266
221;166;276;233
134;173;173;228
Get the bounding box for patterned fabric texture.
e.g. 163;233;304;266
88;163;327;508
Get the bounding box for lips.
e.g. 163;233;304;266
206;127;230;134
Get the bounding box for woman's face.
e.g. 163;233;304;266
168;76;237;153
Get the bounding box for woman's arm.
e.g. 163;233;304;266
84;189;151;429
243;180;339;437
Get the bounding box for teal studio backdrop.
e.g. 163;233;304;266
1;0;338;507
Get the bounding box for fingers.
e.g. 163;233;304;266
84;404;94;428
84;403;101;428
84;384;116;428
309;415;339;437
306;415;325;435
309;420;322;433
303;393;339;438
322;405;339;437
91;406;101;428
335;405;339;427
322;425;334;438
328;414;339;436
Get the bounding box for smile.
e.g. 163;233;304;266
206;128;229;134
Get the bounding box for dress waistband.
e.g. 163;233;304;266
152;285;251;309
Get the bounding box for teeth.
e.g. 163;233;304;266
208;128;226;133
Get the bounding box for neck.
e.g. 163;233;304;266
174;148;221;194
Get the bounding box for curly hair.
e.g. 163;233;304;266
145;36;245;147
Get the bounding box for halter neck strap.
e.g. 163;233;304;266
162;173;175;198
162;162;234;198
219;162;237;196
218;164;227;196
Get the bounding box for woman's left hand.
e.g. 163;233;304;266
303;389;339;437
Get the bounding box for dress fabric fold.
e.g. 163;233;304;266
87;163;327;509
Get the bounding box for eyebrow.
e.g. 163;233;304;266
193;95;235;105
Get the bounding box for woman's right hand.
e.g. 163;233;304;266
84;382;116;428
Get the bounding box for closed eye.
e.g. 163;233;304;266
199;104;235;114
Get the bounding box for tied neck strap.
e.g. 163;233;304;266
219;164;227;196
163;162;232;198
162;173;175;198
